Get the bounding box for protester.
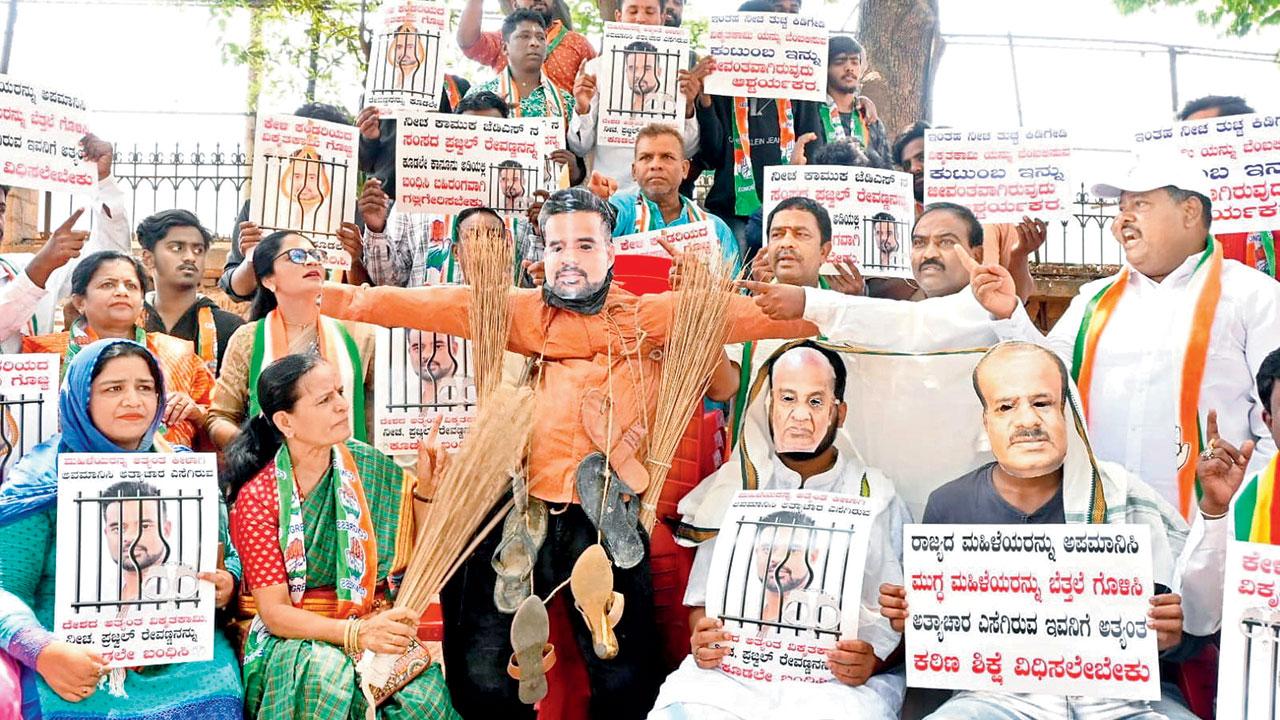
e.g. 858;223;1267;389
891;121;928;216
969;158;1280;518
0;339;243;718
316;187;816;718
219;103;356;303
207;232;375;449
567;0;710;195
879;341;1207;719
467;9;576;119
457;0;594;92
0;135;131;352
226;354;458;719
22;251;213;448
822;36;891;168
653;342;910;718
357;73;473;199
662;0;684;26
138;210;244;375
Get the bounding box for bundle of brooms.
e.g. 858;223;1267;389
457;224;514;402
638;249;738;532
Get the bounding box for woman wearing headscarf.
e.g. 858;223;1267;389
0;338;243;719
21;251;215;449
226;353;457;719
207;231;375;449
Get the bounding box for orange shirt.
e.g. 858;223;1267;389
464;20;595;92
321;283;815;504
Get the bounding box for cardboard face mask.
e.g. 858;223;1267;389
768;347;839;455
542;212;615;302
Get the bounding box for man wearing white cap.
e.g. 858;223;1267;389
963;156;1280;523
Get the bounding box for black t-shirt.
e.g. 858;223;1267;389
922;462;1065;525
143;295;245;373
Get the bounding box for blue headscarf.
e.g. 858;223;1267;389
0;339;167;527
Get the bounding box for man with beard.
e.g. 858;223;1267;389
653;341;910;718
497;160;531;213
100;481;173;613
621;42;677;115
406;330;474;406
316;187;815;718
457;0;594;93
662;0;684;26
892;121;928;217
822;36;891;169
878;342;1209;719
569;0;709;196
139;210;244;375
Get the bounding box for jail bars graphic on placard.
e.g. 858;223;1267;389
383;327;477;415
606;46;682;120
1238;608;1280;719
850;215;913;275
718;517;855;639
70;490;204;613
488;163;540;216
370;28;443;101
256;152;351;240
0;394;46;486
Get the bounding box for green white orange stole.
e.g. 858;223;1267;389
1236;454;1280;542
1072;239;1222;519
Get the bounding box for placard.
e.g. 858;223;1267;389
764;165;915;277
703;489;874;684
0;354;58;482
249;113;360;269
903;523;1159;701
597;22;690;148
703;13;827;102
1219;539;1280;719
615;219;715;259
1133;113;1280;234
396;114;550;218
373;326;477;456
0;76;96;194
53;453;219;668
363;1;449;117
924;128;1073;224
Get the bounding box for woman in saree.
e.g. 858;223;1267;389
207;231;375;449
225;353;458;719
0;338;243;719
22;251;214;448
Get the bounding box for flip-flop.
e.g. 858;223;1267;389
491;499;548;613
580;389;649;494
508;596;555;704
570;543;625;660
575;453;644;569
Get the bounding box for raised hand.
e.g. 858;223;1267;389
952;233;1017;320
826;259;864;297
358;179;390;234
735;279;805;320
749;247;774;283
573;58;597;115
238;220;264;258
26;209;89;288
792;132;818;167
1196;409;1256;518
356;106;382;141
586;171;618;201
80;133;113;181
415;414;447;501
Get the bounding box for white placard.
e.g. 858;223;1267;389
615;219;715;259
903;523;1159;700
54;453;219;668
924;128;1073;224
249;113;360;270
0;354;58;481
1218;539;1280;719
703;13;827;102
1133;113;1280;234
703;489;874;684
396;114;551;218
764;165;916;278
0;76;96;194
362;1;449;117
373;326;477;456
596;22;690;148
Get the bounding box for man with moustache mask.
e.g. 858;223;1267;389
315;187;816;717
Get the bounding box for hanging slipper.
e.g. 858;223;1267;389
570;543;626;660
580;389;649;494
491;498;548;613
576;452;644;569
508;595;556;704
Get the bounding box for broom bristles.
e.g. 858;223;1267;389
639;249;738;531
396;384;535;613
457;225;514;403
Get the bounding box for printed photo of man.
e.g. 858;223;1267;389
620;41;676;116
100;480;173;612
406;330;474;407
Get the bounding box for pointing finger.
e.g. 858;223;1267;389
735;279;772;295
950;243;981;274
655;236;681;259
55;208;85;234
1206;410;1221;445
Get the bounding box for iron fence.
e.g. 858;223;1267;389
0;394;47;485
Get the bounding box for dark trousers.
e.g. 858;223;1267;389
442;503;663;720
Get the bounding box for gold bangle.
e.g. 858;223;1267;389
351;618;363;654
343;618;353;655
412;489;433;503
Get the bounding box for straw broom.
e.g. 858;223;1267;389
457;224;514;402
638;249;738;532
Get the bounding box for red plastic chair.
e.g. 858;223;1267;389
1174;644;1218;720
612;254;673;296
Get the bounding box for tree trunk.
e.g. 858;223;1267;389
857;0;942;142
595;0;617;22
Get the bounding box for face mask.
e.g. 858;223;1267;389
542;268;614;315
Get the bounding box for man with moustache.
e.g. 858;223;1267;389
456;0;595;92
139;210;244;375
662;0;684;26
821;36;891;168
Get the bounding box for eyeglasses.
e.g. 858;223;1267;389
274;248;326;266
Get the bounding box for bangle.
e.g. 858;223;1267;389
1201;508;1229;521
412;489;433;503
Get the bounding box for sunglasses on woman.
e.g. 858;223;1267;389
274;248;326;266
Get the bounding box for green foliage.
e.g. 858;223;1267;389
1114;0;1280;35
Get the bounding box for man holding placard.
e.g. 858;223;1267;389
652;341;910;718
468;10;575;120
821;36;891;169
880;342;1206;718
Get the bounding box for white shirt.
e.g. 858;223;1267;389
0;177;131;353
661;452;908;720
801;285;1002;351
992;253;1280;509
567;56;701;196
